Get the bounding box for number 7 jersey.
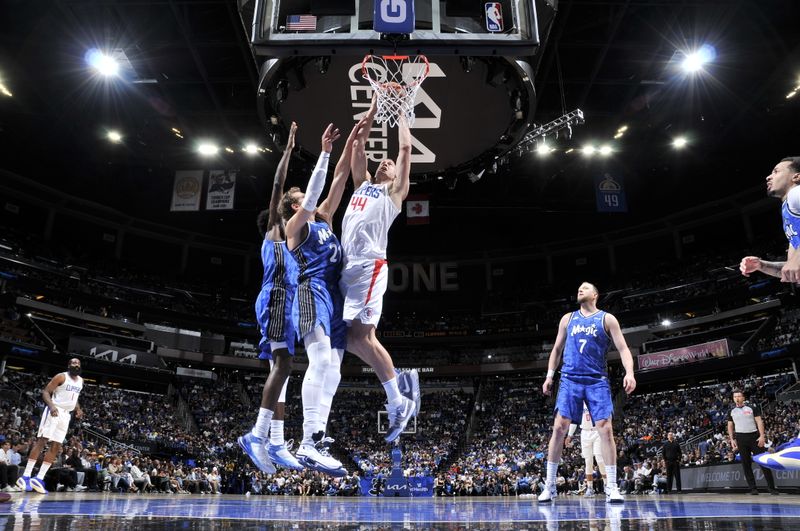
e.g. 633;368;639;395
341;181;400;262
562;310;610;378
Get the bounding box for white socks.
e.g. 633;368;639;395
546;461;559;485
36;462;51;480
382;377;404;408
252;407;273;439
319;348;343;430
24;460;35;477
270;420;285;446
605;465;617;490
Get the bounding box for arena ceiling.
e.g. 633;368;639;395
1;0;799;254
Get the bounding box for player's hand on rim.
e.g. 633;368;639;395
739;256;761;277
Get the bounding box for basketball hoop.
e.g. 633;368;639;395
362;54;430;128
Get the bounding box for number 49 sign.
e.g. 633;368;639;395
595;173;628;213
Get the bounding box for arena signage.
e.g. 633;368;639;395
637;339;730;371
387;262;459;292
680;462;800;490
68;337;161;368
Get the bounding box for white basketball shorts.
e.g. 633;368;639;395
340;258;388;327
581;429;602;459
37;407;72;443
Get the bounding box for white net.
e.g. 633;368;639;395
362;54;430;128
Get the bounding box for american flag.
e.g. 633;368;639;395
286;14;317;31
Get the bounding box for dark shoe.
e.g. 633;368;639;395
750;488;759;495
769;489;780;495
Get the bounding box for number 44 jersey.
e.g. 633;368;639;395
341;182;400;264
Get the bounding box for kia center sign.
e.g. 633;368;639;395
259;55;534;177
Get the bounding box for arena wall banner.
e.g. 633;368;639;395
170;170;203;211
359;477;434;497
68;337;161;368
637;339;730;371
680;461;800;490
206;169;236;210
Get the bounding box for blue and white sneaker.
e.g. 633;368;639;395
16;476;32;492
396;369;421;416
754;438;800;471
537;482;557;502
29;477;48;494
267;439;304;471
297;437;347;478
238;432;276;474
384;396;417;443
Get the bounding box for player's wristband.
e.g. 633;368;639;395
546;369;555;379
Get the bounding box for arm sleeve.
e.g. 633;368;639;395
301;152;331;212
788;185;800;215
568;424;578;437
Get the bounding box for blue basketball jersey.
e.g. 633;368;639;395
291;220;343;286
782;201;800;250
562;310;610;378
260;239;298;290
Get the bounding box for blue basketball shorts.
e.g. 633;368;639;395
554;374;613;424
292;279;347;350
255;283;296;357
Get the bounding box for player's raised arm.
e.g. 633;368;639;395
42;373;67;416
605;313;636;395
351;96;378;189
267;122;297;233
318;119;364;224
542;313;570;396
285;124;340;248
389;115;412;208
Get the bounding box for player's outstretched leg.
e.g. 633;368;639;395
266;371;303;470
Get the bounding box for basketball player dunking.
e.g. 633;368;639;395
18;359;84;493
539;283;635;503
283;121;362;476
238;121;303;473
340;97;418;442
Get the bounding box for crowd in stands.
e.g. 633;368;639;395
1;362;799;497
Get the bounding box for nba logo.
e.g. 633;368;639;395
485;2;503;32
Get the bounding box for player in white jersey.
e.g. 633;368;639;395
337;97;418;442
566;402;607;497
18;359;84;494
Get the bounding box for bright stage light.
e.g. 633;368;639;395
661;319;672;326
197;143;219;156
599;145;613;157
0;80;12;97
243;144;259;154
582;145;596;156
672;136;688;149
86;49;120;77
107;130;122;143
536;142;551;156
681;44;716;73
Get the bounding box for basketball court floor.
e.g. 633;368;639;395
1;493;799;529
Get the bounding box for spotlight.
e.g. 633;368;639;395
582;145;596;156
0;80;11;97
599;144;613;157
661;319;672;326
680;44;716;73
672;136;688;149
86;49;120;77
107;130;122;143
224;147;234;153
617;125;628;133
787;90;797;99
243;144;259;154
197;142;219;156
536;142;552;157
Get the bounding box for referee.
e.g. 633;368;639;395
727;389;778;495
662;432;682;493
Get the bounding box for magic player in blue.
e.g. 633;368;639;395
539;282;636;503
283;120;363;476
740;156;800;469
238;122;304;474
